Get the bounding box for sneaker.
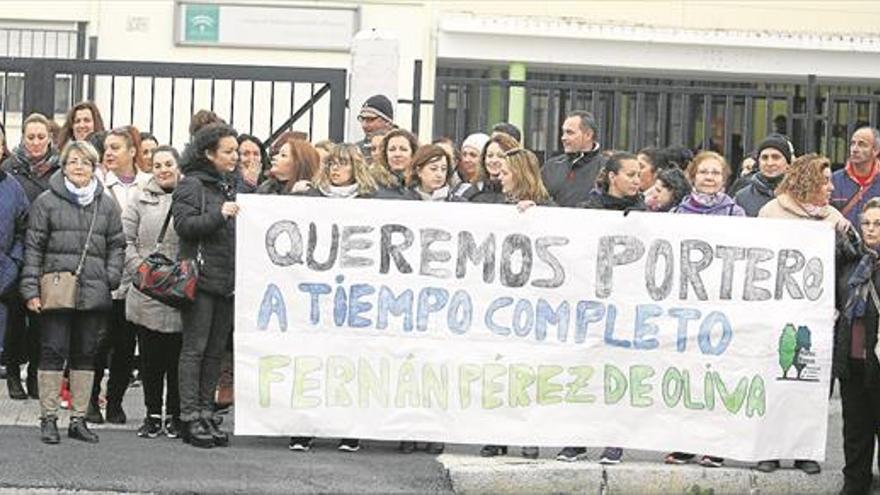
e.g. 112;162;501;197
599;447;623;465
794;459;821;475
521;446;539;459
700;455;724;468
338;438;360;452
665;452;696;465
755;460;780;473
137;416;162;438
289;436;313;451
164;417;181;439
556;447;588;462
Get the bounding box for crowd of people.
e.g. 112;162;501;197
0;93;879;494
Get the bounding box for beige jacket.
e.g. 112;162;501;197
122;177;182;333
758;193;845;226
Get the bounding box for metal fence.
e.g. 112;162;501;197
431;71;880;169
0;57;346;149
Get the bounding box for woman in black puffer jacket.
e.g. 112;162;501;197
20;140;124;445
172;123;240;449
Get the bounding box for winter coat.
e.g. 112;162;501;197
831;162;880;226
256;178;289;195
833;248;880;386
467;180;506;204
20;170;125;310
673;192;746;216
123;177;182;333
0;170;28;296
734;173;783;217
758;193;846;225
0;170;29;332
1;145;60;204
104;169;150;299
578;189;646;212
172;167;237;297
540;144;607;207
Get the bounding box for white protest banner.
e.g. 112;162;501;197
234;195;834;462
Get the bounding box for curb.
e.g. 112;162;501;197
440;455;843;494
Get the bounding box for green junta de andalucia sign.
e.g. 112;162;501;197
184;4;219;43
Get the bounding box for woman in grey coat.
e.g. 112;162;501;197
20;140;125;445
123;145;184;440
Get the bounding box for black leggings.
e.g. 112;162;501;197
39;310;104;371
137;324;182;417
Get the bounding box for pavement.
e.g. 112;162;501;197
0;370;870;494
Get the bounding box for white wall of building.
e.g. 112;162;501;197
2;1;880;145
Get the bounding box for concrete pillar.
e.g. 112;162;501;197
348;29;399;142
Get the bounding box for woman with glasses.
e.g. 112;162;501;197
287;144;376;453
666;150;745;468
752;153;848;475
835;198;880;494
20;141;125;444
672;151;745;217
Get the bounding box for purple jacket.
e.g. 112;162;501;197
673;192;746;216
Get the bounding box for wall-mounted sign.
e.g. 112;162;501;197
175;2;360;51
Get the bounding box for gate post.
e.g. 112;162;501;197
22;61;55;118
806;74;817;154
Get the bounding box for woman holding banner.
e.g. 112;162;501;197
287;143;377;453
577;151;645;212
666;150;744;468
172;123;240;449
372;129;418;200
836;197;880;494
477;147;551;460
464;134;519;204
405;144;454;202
672;151;745;217
756;153;849;475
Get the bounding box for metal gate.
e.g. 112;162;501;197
0;56;346;148
431;69;880;169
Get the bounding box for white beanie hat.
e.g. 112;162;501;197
462;133;490;153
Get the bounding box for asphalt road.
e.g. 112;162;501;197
0;426;452;494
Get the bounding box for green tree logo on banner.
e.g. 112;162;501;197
185;4;219;43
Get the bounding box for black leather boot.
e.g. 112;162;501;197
40;416;60;444
184;420;214;448
205;418;229;447
6;365;27;400
68;417;99;443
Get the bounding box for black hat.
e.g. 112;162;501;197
756;134;793;164
359;94;394;124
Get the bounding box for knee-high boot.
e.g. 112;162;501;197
68;370;99;443
37;370;63;444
